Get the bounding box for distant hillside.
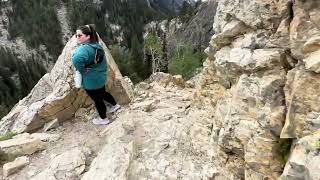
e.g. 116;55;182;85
0;0;203;119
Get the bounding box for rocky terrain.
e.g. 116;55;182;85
1;0;320;179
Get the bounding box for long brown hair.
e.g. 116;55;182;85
76;24;99;43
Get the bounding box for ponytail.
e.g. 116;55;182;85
76;24;99;43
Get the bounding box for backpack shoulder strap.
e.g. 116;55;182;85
85;48;104;68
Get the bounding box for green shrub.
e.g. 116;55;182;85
316;140;320;149
273;139;292;164
110;44;150;84
0;132;17;141
109;45;134;76
8;0;63;60
0;47;46;119
169;43;205;79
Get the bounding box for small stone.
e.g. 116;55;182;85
3;156;30;177
43;119;59;132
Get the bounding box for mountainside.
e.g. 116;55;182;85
142;0;216;78
0;0;203;119
3;0;320;179
149;0;185;15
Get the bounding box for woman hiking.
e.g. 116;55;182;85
72;24;120;125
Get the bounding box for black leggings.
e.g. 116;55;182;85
85;86;117;119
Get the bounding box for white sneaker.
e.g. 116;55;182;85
107;104;121;114
92;117;110;125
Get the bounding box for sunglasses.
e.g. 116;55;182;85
76;34;84;38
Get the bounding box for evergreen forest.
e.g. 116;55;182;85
0;0;205;119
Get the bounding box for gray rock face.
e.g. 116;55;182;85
215;73;286;179
213;0;289;33
3;0;320;179
31;147;89;180
280;132;320;180
81;75;224;180
0;133;47;161
175;0;218;50
3;156;30;177
202;0;320;179
280;66;320;138
0;36;133;135
289;1;320;60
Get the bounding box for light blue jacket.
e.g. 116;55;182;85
72;43;107;90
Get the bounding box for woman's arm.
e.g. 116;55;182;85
72;46;89;74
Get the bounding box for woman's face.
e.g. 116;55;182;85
76;30;90;44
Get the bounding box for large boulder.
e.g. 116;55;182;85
281;66;320;138
31;147;89;180
0;133;47;161
289;1;320;60
214;73;286;179
214;47;288;85
0;36;133;135
280;131;320;180
209;0;290;54
81;74;230;179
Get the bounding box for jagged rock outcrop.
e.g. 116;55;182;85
31;147;90;180
202;0;320;179
289;1;320;60
5;72;234;179
3;0;320;179
81;73;227;180
278;2;320;179
0;133;47;161
0;36;133;135
280;131;320;180
3;156;29;177
280;66;320;138
144;0;217;64
171;0;218;50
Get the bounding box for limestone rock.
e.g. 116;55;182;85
3;156;30;177
207;19;249;54
0;36;133;135
281;67;320;138
82;82;225;180
232;30;269;49
31;147;89;180
0;133;47;161
290;1;320;59
30;133;61;142
215;73;286;179
280;132;320;180
194;58;226;107
134;82;151;93
303;36;320;54
214;47;287;85
304;49;320;73
213;0;289;33
43;119;59;132
148;72;185;88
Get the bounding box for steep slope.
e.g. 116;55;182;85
149;0;185;15
0;0;164;119
3;72;229;179
201;0;320;179
170;0;217;50
0;36;133;134
2;0;320;179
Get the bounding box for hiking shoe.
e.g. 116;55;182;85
107;104;121;114
92;117;110;125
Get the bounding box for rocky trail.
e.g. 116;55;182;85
3;76;223;180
